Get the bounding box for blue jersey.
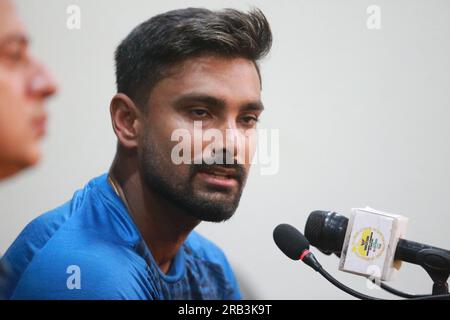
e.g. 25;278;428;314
0;174;241;300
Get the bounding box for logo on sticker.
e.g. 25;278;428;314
351;227;385;260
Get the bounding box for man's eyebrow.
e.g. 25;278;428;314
0;34;29;49
173;93;227;109
241;101;265;112
173;93;264;111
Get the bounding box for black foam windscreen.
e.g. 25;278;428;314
273;223;310;260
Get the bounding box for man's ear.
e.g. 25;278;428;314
110;93;142;149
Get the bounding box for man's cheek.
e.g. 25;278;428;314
0;91;27;133
0;74;17;104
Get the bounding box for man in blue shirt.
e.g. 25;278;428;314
1;7;272;299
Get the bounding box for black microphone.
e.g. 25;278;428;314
273;223;381;300
304;210;450;271
273;223;450;300
273;224;321;271
304;210;348;257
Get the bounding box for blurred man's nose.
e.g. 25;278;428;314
28;61;58;99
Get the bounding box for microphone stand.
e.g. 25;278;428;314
420;251;449;295
396;239;450;295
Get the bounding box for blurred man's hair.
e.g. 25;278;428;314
115;7;272;107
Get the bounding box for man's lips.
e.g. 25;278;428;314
32;114;47;138
195;167;241;189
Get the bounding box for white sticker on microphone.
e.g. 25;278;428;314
339;207;408;281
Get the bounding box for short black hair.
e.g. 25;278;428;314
115;7;272;107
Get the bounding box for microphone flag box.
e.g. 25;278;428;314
338;207;408;281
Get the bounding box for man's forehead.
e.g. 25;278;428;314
0;0;26;43
155;55;262;101
168;55;259;81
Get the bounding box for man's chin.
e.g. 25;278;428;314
189;210;236;223
183;194;239;223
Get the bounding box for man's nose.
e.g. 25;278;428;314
28;60;58;99
215;118;246;164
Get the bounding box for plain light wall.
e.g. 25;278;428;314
1;0;449;299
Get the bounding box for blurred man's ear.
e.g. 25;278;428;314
110;93;142;149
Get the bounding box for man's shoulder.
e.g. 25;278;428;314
9;235;142;300
2;201;73;280
1;174;131;299
6;174;108;254
4;173;111;258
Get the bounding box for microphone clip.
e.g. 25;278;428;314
416;248;450;295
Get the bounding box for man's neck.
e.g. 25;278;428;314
110;154;200;274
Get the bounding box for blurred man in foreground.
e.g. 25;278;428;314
0;0;57;180
0;0;57;300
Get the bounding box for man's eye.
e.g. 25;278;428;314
241;116;259;126
190;109;209;118
1;49;26;64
